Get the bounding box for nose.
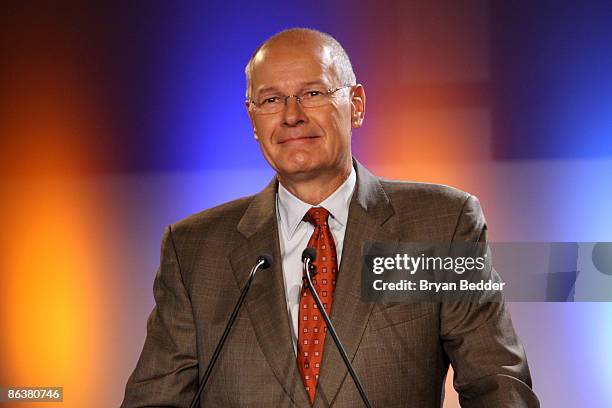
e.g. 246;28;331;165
282;96;307;127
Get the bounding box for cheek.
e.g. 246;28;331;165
253;117;278;144
323;108;352;147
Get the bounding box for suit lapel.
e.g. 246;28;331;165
228;178;311;407
228;160;398;407
314;160;399;407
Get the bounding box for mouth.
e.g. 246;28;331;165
278;135;320;144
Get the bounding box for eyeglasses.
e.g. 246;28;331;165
248;85;353;114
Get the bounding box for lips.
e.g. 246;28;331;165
278;135;320;144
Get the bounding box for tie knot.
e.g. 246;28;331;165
303;207;330;227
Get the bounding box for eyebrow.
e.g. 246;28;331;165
255;81;329;96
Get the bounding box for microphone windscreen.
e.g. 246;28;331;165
257;253;273;269
301;247;317;263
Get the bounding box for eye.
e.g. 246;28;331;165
303;90;324;98
260;96;281;105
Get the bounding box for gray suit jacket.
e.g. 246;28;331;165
122;160;539;407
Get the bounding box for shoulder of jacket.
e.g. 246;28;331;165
379;178;473;206
169;194;255;237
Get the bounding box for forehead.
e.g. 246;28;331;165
250;42;340;94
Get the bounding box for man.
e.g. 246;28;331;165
122;28;539;407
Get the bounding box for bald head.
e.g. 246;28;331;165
245;28;356;98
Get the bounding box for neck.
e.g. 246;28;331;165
278;163;352;205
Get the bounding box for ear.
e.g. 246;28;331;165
350;84;366;128
245;99;259;140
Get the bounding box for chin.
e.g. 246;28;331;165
278;159;323;178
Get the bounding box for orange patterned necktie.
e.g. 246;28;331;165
297;207;338;404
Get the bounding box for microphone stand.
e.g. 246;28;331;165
302;252;373;408
189;254;272;408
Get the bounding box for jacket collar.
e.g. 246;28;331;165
237;158;394;239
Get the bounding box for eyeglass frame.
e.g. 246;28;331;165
247;84;354;114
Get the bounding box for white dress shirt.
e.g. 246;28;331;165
275;166;356;354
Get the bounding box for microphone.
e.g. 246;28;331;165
302;247;317;263
302;247;317;275
189;253;273;408
300;248;373;408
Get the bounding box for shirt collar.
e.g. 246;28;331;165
277;165;356;240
